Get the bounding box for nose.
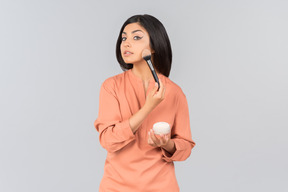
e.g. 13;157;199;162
123;40;131;48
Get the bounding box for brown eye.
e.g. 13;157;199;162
134;36;143;40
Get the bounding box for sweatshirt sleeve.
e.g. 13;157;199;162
94;78;136;153
161;90;196;162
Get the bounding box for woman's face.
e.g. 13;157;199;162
120;23;153;64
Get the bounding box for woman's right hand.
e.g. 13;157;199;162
129;78;166;134
144;78;166;111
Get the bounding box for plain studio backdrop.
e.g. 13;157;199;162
0;0;287;191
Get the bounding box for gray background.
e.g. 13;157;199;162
0;0;287;191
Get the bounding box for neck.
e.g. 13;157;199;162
131;60;158;82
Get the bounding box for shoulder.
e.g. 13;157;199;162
101;71;127;88
161;75;186;99
162;77;189;110
100;71;127;95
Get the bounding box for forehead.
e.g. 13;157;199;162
122;23;148;34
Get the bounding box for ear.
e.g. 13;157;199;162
151;49;155;54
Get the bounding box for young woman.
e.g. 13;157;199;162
94;14;196;192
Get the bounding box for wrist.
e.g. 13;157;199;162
162;139;176;155
142;103;154;114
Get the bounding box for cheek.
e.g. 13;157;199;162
139;40;150;49
136;43;151;56
120;44;127;57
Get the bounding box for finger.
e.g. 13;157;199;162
150;129;160;144
148;132;153;144
164;134;169;143
159;134;165;145
158;78;164;92
164;132;170;138
166;134;170;140
150;139;157;147
148;136;153;145
150;82;159;96
161;134;169;145
148;131;157;146
155;79;165;97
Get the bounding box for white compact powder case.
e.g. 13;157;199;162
152;122;170;135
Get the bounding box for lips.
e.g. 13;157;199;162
123;50;133;56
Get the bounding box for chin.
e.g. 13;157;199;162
123;57;141;64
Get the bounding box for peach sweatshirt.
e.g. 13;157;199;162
94;69;196;192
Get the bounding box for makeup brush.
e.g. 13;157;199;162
142;49;160;90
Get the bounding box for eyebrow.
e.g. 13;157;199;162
122;30;144;35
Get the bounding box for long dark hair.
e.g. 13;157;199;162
116;14;172;77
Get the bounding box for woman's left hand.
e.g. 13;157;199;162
148;129;170;148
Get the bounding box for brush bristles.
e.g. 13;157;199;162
142;49;151;61
143;55;151;61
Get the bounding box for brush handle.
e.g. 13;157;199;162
147;60;160;91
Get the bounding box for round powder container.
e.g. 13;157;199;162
152;122;170;135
